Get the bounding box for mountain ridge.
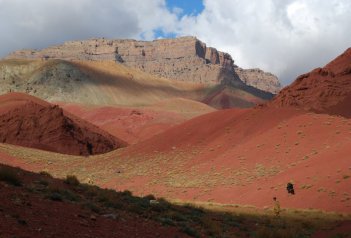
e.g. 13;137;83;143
6;36;281;94
270;47;351;117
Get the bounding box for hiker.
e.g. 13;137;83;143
273;197;281;217
287;182;295;195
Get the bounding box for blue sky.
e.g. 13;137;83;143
153;0;204;38
166;0;204;18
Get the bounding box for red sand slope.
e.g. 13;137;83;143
59;104;187;145
271;48;351;117
0;100;350;212
107;106;351;213
124;106;302;154
0;93;126;155
59;98;215;144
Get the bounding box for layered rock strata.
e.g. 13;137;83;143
7;37;279;92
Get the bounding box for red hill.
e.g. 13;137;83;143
271;48;351;117
0;93;126;155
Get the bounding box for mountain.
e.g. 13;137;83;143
4;37;279;104
0;92;126;155
27;47;347;212
270;48;351;117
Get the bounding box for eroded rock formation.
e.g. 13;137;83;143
270;48;351;118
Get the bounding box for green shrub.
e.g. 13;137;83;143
38;179;49;186
47;187;80;202
64;175;80;186
121;190;133;196
39;171;52;177
0;167;22;186
159;217;175;226
256;227;303;238
48;192;63;201
83;202;101;213
61;189;80;202
181;226;200;238
143;194;156;200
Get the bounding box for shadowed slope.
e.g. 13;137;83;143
1;164;349;238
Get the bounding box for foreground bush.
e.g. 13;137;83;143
0;166;22;186
64;175;80;186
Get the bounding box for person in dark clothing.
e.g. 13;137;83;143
287;182;295;195
273;197;281;216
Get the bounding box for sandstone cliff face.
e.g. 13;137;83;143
7;37;237;85
234;67;281;94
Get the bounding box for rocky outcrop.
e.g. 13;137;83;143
234;66;281;94
6;37;237;85
270;48;351;118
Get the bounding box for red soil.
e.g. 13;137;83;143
0;164;188;238
60;103;187;144
115;106;351;213
0;93;126;155
270;48;351;117
125;106;302;154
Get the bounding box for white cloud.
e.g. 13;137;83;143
0;0;178;54
0;0;350;85
176;0;351;84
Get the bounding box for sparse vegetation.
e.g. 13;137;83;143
0;164;350;237
300;184;313;189
64;175;80;186
0;166;22;186
39;171;53;177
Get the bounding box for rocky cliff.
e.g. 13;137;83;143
270;48;351;118
6;37;279;92
234;66;281;94
6;37;236;85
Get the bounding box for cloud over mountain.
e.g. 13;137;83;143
1;0;350;84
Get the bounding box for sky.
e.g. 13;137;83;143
0;0;350;85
